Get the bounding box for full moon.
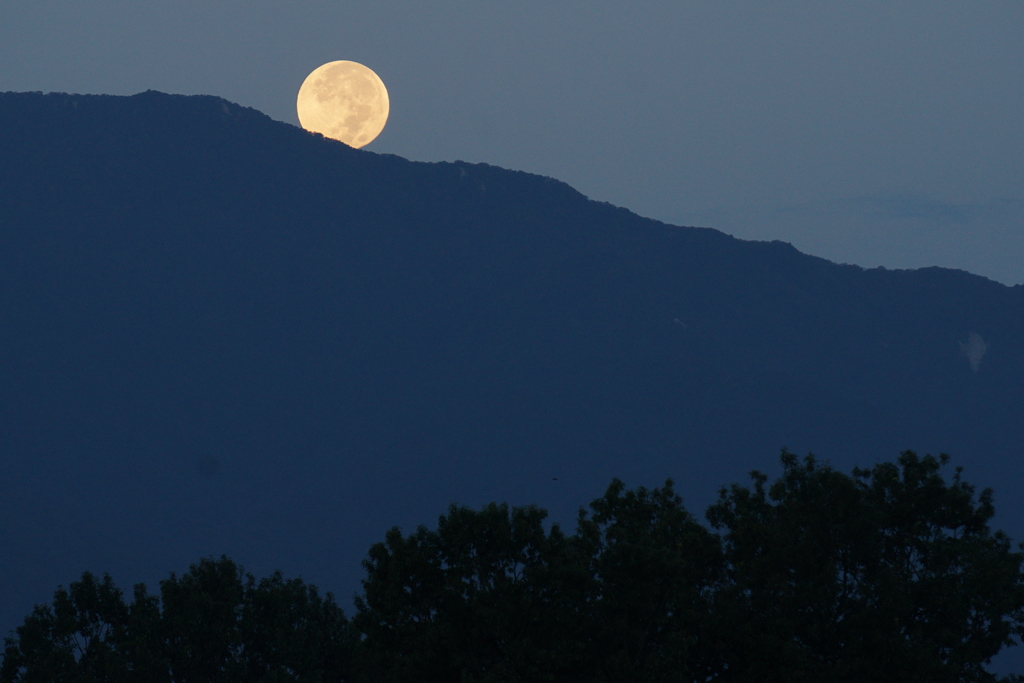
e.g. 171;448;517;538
296;61;389;148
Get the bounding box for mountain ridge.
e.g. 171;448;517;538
10;89;1012;287
1;90;1022;645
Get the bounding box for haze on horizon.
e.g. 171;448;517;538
2;1;1021;284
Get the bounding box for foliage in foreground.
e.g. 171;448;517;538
3;451;1023;683
0;561;351;683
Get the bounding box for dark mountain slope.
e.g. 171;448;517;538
1;91;1022;635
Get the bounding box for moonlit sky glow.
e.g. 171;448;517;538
2;1;1022;283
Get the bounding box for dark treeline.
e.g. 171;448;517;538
3;452;1023;683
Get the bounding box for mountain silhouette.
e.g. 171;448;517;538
2;91;1023;637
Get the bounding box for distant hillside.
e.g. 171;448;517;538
2;91;1023;640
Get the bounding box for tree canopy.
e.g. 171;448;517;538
3;451;1023;682
706;451;1024;682
0;557;352;683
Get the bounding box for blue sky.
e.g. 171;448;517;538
3;1;1022;283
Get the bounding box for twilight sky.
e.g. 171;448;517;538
3;1;1022;284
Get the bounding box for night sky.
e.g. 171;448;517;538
3;1;1022;283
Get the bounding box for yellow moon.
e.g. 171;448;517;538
296;60;389;148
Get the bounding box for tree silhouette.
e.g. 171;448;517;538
707;451;1024;682
575;478;722;682
4;453;1023;682
353;502;590;682
1;557;351;683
